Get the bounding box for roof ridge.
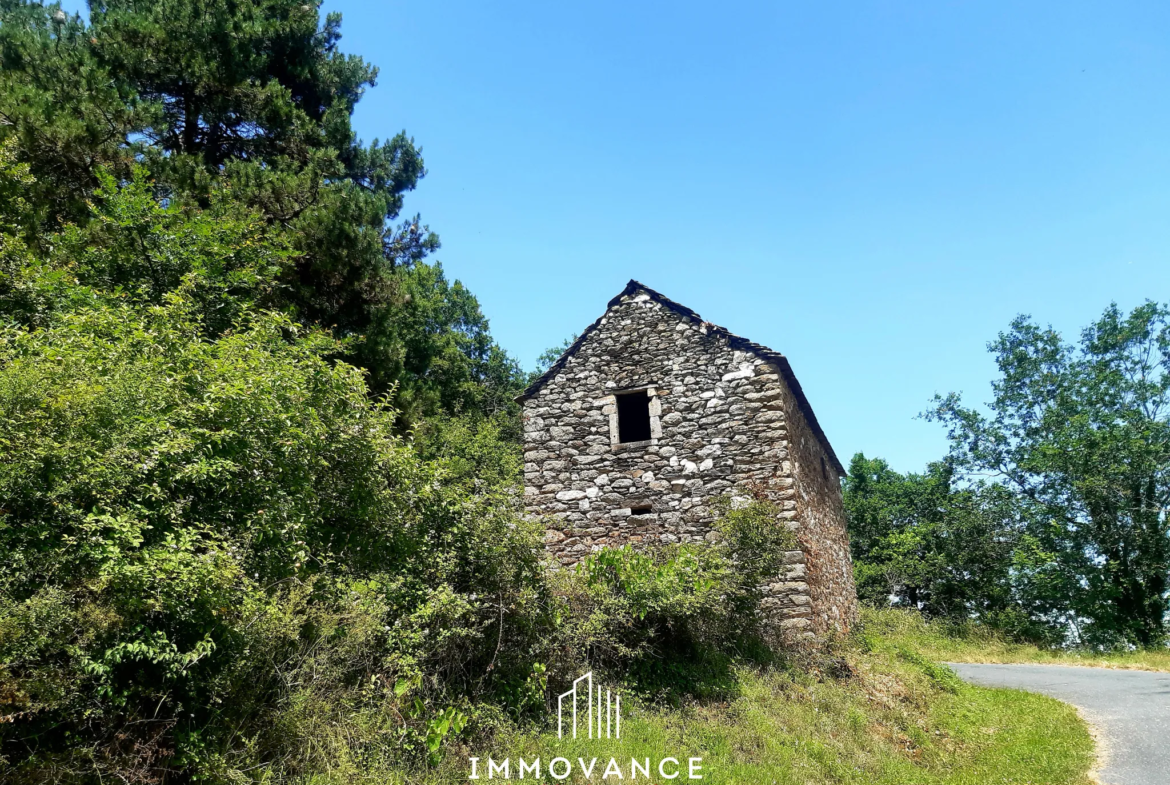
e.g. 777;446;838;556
517;280;844;474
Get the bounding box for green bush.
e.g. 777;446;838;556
545;494;798;700
0;180;547;782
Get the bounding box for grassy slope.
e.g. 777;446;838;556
865;607;1170;673
389;610;1095;785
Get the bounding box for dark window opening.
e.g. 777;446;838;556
820;456;828;480
616;391;652;443
630;505;653;516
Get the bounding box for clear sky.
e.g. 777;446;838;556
70;0;1170;472
338;0;1170;473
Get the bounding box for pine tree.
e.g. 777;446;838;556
0;0;524;420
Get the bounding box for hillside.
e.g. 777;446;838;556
302;609;1096;785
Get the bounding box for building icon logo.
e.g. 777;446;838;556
469;672;706;779
557;672;620;740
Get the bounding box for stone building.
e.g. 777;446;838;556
517;280;858;637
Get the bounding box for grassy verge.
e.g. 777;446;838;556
865;607;1170;672
302;610;1095;784
460;665;1092;784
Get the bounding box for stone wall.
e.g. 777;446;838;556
774;368;860;634
520;284;857;638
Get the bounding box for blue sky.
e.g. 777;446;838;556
70;1;1170;472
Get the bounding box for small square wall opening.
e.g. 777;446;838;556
630;505;653;516
616;391;652;443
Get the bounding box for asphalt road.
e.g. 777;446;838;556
949;662;1170;785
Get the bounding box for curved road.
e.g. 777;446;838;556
949;663;1170;785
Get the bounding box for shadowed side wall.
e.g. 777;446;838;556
773;366;859;634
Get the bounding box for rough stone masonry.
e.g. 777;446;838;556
518;281;859;638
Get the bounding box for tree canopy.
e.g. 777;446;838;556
929;303;1170;647
843;454;1041;639
847;303;1170;648
0;0;524;421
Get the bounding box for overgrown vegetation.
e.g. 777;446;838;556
0;174;539;779
314;608;1096;785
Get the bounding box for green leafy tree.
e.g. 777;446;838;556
844;454;1029;633
527;333;578;385
0;2;150;229
83;0;448;399
930;303;1170;647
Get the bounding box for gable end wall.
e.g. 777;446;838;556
521;289;857;637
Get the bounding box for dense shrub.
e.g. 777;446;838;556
0;291;541;778
0;177;544;782
0;172;802;783
548;494;798;699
